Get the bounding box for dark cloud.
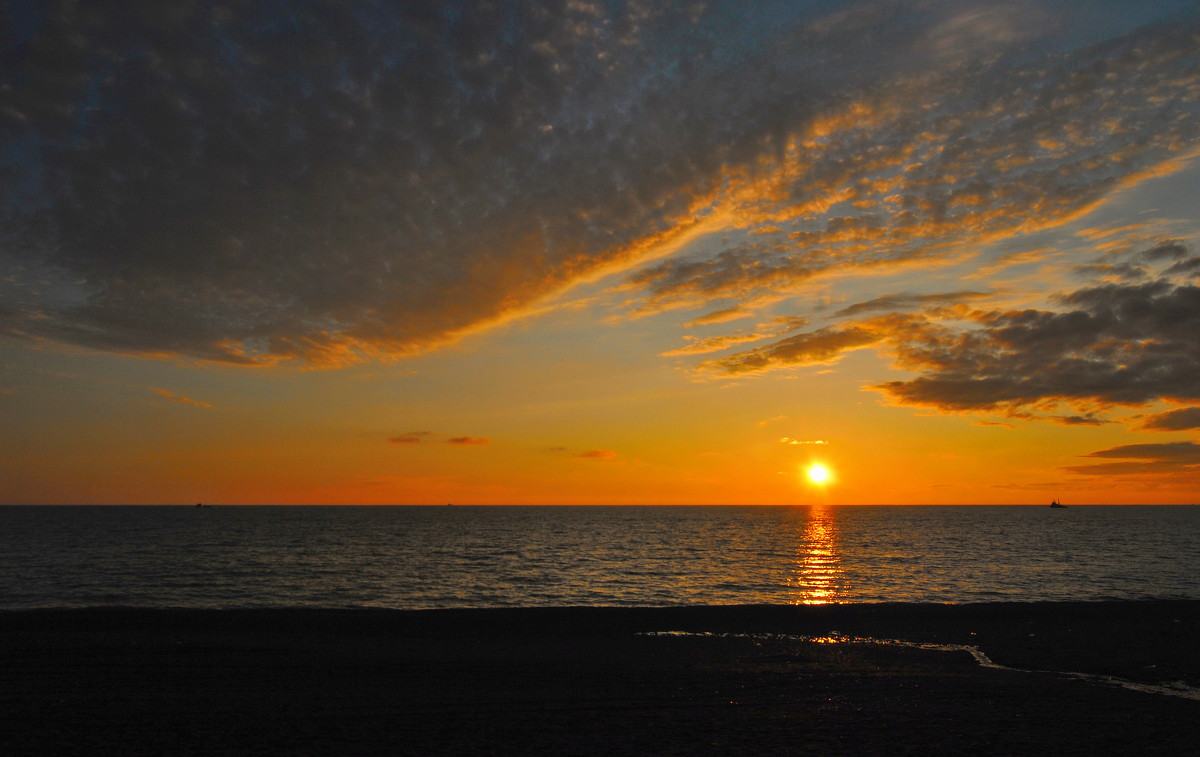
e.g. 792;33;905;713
878;279;1200;412
1;3;1195;366
1141;407;1200;431
702;248;1200;421
1064;441;1200;476
2;0;745;363
1164;257;1200;278
1139;241;1190;263
1050;415;1108;426
1083;442;1200;460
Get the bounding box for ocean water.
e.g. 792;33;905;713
1;505;1198;610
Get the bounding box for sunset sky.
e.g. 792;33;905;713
2;0;1199;505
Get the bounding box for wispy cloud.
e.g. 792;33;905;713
660;332;773;357
151;388;213;408
833;291;991;319
700;325;883;374
576;449;618;460
447;436;490;446
387;432;433;445
388;431;488;445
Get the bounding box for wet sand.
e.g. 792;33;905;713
2;601;1198;755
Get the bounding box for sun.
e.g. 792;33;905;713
805;463;833;486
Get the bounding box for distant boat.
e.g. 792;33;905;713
1050;499;1067;508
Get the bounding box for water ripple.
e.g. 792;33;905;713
1;505;1198;609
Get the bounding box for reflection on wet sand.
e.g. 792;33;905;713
791;506;848;604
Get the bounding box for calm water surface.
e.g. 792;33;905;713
1;505;1198;609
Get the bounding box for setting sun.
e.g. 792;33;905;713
805;463;833;486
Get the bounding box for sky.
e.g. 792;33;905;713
2;0;1199;505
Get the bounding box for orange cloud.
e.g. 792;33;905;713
447;436;490;446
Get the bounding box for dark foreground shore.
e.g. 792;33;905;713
3;601;1199;755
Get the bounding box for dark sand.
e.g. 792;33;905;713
3;602;1199;755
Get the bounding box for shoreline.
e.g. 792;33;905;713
4;601;1199;755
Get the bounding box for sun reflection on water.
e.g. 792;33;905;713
790;506;848;605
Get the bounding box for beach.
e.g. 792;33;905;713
2;601;1198;755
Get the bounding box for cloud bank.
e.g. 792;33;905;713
2;2;1197;367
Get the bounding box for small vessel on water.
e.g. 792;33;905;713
1050;499;1067;508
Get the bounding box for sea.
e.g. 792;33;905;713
1;505;1198;610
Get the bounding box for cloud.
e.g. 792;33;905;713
1139;241;1191;263
833;291;991;318
1;3;1195;367
683;307;753;327
576;449;618;460
963;248;1051;279
616;14;1200;317
780;438;828;445
1064;441;1200;476
388;431;486;445
1069;263;1148;283
698;240;1200;425
151;388;213;408
700;324;882;375
1082;442;1200;460
876;277;1200;413
1049;415;1108;427
660;332;773;357
387;432;431;445
1140;407;1200;432
662;314;808;357
1164;257;1200;278
447;436;489;446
